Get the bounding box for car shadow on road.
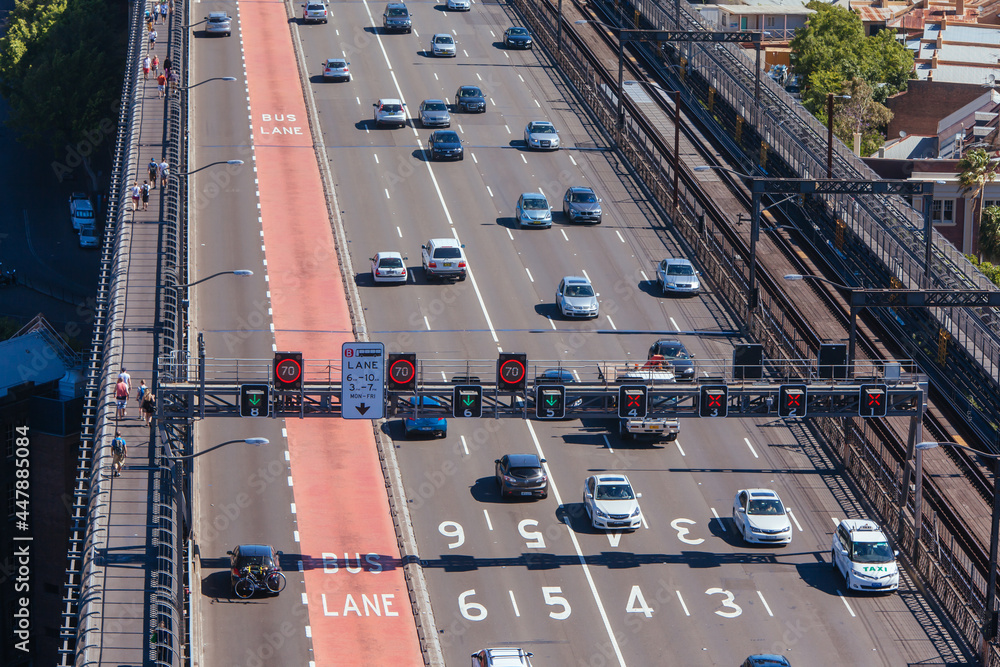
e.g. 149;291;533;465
508;139;530;151
637;279;663;297
797;559;843;595
470;476;513;504
411;148;432;162
708;514;749;548
200;571;234;599
534;303;561;320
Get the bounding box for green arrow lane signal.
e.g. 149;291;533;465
462;395;475;406
534;385;566;420
546;395;557;405
248;395;261;406
239;384;270;418
453;385;483;418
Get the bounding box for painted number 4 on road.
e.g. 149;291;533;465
341;342;385;420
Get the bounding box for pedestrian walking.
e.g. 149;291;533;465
159;159;169;188
148;28;157;50
157;73;166;99
148;157;158;187
136;379;147;406
141;180;150;210
160;2;167;23
115;379;130;419
111;431;128;477
168;0;174;14
167;69;178;97
142;55;150;80
142;391;157;425
130;182;141;211
147;15;154;33
118;366;132;393
151;54;159;76
163;57;172;80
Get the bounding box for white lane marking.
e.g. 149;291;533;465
287;476;293;486
538;186;546;196
640;271;649;282
440;371;447;381
837;590;856;617
676;591;690;616
294;530;300;542
424;316;431;330
615;230;625;243
486;186;493;197
304;626;311;638
670;317;680;331
521;154;527;164
786;508;803;532
675;440;685;456
711;507;725;531
534;99;541;107
509;591;521;617
483;509;493;531
397;226;402;237
302;593;309;604
602;434;613;453
572;370;581;382
607;316;617;330
757;591;774;617
291;503;297;514
507;228;514;240
561;229;569;241
518;74;524;82
640;512;648;530
525;268;534;282
505;124;511;134
525;420;628;666
374;153;379;164
471;153;478;164
355;96;360;105
460;435;469;455
385;188;390;199
284;450;290;461
476;73;482;81
549;316;557;330
581;269;591;282
831;517;841;527
434;72;439;81
569;155;577;166
743;437;759;459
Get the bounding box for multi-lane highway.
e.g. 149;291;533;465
187;0;968;664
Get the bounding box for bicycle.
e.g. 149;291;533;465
233;565;286;599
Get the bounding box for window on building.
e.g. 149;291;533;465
4;422;14;459
932;199;955;225
766;16;775;27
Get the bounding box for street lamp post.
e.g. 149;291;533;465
916;441;1000;650
827;93;851;178
162;436;269;461
171;269;253;290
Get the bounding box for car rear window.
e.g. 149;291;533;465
328;60;346;67
382;104;402;113
509;467;539;477
307;3;324;9
75;208;95;219
434;248;462;259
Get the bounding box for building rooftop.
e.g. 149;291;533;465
0;330;70;399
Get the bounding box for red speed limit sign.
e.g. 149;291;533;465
273;352;303;389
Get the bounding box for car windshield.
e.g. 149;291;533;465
509;466;539;477
76;209;95;218
852;540;894;563
531;123;555;134
328;60;346;67
747;498;784;515
388;7;407;16
657;345;687;358
435;132;460;143
596;484;634;500
423;102;446;111
522;197;547;210
379;257;403;268
382;104;402;113
239;555;272;568
434;248;462;259
564;284;594;298
666;264;694;275
460;88;482;98
435;36;453;44
571;192;597;203
209;16;228;22
509;27;528;36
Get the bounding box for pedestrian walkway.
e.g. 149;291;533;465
71;1;184;664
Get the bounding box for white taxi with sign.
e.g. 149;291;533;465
831;519;899;592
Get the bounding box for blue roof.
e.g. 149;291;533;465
0;331;69;399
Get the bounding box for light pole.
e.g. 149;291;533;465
183;159;244;175
171;269;253;290
916;441;1000;649
826;93;851;178
162;437;269;460
181;76;237;90
694;165;760;320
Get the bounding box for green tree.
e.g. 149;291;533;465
957;148;1000;260
966;255;1000;287
980;206;1000;263
0;0;125;161
834;79;893;157
791;2;913;116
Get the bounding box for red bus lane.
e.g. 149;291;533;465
240;2;423;664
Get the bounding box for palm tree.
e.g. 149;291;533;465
957;148;1000;260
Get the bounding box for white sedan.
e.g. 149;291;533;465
370;252;408;284
583;474;642;531
446;0;470;10
731;489;792;544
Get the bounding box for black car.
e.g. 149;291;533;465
495;454;548;499
382;1;411;32
562;186;602;224
503;26;533;49
427;130;464;161
647;339;695;381
228;544;282;591
455;85;486;113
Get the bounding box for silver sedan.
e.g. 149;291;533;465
524;121;559;150
419;100;451;127
431;33;457;57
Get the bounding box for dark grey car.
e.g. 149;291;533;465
495;454;547;499
428;130;463;161
648;339;695;380
562;186;602;224
455;85;486;112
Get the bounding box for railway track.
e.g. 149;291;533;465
539;0;996;580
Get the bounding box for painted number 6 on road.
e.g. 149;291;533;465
459;589;487;621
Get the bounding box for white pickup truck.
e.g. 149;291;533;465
615;357;680;442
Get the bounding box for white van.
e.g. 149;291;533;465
69;193;95;231
78;222;99;248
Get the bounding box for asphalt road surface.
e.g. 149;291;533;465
189;0;968;665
